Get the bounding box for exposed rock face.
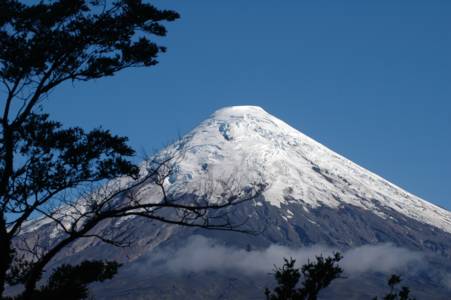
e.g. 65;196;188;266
21;106;451;299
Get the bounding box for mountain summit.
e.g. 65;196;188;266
158;105;450;232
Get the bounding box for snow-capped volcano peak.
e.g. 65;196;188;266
18;106;451;300
212;105;267;115
158;105;451;233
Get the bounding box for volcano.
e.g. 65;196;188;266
23;106;451;299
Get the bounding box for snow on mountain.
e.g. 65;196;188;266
153;105;450;233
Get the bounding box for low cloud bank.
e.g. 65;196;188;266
443;274;451;289
341;244;422;274
150;236;422;276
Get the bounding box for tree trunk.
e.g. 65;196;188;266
0;218;12;298
21;272;39;300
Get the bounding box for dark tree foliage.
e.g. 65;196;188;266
373;274;415;300
0;1;262;299
0;0;179;87
9;260;120;300
266;257;416;300
265;253;343;300
0;0;178;298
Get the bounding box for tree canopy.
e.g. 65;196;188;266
265;255;416;300
265;253;343;300
0;0;179;92
0;1;262;299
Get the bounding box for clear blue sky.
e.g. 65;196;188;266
45;1;450;210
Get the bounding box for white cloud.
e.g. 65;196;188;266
148;235;422;276
341;244;422;274
443;273;451;290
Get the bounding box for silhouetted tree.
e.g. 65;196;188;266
265;253;343;300
266;257;416;300
373;274;415;300
10;260;120;300
0;1;263;299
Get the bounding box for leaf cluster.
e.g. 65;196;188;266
373;274;415;300
265;253;343;300
0;0;179;86
1;112;138;232
7;260;120;300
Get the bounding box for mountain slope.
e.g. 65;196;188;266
20;105;451;299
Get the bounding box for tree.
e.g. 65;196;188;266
13;260;120;300
266;257;416;300
264;253;343;300
373;274;415;300
0;1;262;299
